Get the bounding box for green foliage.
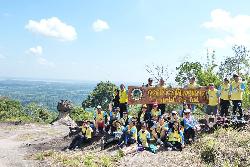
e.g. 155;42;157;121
0;98;57;123
196;69;221;88
70;106;94;121
175;62;203;86
82;81;117;111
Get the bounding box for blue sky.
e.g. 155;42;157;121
1;0;250;84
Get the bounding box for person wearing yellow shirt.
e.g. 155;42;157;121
138;122;151;149
230;74;246;120
68;121;93;150
94;105;107;133
206;83;220;124
119;84;128;118
218;78;230;118
184;76;200;111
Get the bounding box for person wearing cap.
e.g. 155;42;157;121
218;78;231;118
206;83;220;124
230;74;246;120
150;103;162;120
138;122;151;149
94;105;107;134
119;84;128;118
68;120;93;150
183;109;197;144
106;107;120;134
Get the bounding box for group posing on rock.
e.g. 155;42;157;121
68;74;247;154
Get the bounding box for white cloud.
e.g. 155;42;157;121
92;19;110;32
27;46;43;56
37;57;55;67
25;17;77;41
145;35;155;41
202;9;250;48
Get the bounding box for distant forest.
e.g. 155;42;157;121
0;80;95;111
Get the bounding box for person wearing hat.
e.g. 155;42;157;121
206;83;220;124
94;105;107;134
183;109;197;144
230;74;246;120
218;78;231;118
151;102;162;120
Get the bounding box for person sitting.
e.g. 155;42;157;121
138;122;151;149
120;111;130;127
101;120;124;149
137;104;147;130
151;116;168;145
151;103;162;120
119;118;137;147
94;105;108;134
105;107;120;134
183;109;198;144
68;120;93;150
164;121;184;151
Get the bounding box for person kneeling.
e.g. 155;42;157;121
164;121;184;151
68;121;93;150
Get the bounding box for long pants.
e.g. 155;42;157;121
119;103;127;118
232;100;243;118
68;135;90;150
220;99;230;117
164;141;182;151
184;128;195;143
119;133;136;146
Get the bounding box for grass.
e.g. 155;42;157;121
31;150;120;167
193;126;250;167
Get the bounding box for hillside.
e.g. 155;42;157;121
0;121;249;167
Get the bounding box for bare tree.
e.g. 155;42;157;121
145;64;172;84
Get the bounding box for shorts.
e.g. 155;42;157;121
97;121;105;129
206;105;217;115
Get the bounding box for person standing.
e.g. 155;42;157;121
156;78;166;114
113;88;120;108
206;83;220;124
184;77;199;111
119;84;128;118
218;78;230;118
230;74;246;120
145;78;154;120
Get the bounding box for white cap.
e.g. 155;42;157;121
184;109;191;113
172;111;177;114
97;105;102;109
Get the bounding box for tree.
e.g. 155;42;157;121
175;62;203;86
82;81;117;111
146;64;172;84
218;45;250;79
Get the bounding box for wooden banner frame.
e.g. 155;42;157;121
128;86;208;105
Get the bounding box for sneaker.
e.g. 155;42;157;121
157;139;163;145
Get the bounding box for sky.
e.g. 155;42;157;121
1;0;250;84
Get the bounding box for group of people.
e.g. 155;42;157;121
68;73;247;153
